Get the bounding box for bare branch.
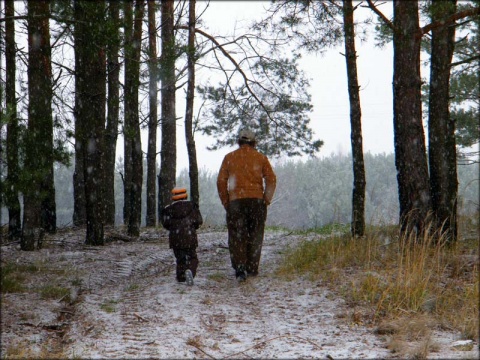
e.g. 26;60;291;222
419;7;480;39
450;54;480;68
365;0;394;30
176;25;274;122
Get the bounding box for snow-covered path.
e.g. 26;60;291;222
2;228;477;359
65;230;391;359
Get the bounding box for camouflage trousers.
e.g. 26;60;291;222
226;198;267;275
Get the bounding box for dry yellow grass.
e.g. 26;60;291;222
2;340;67;359
276;216;479;358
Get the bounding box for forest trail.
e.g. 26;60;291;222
1;228;477;359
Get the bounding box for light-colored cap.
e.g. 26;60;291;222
238;128;256;142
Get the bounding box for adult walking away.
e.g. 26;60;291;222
161;188;203;286
217;128;277;282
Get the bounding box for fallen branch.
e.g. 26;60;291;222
224;335;286;358
105;232;137;243
58;293;70;302
42;323;67;331
133;312;149;322
187;341;216;359
1;240;20;246
18;322;38;327
224;334;323;359
59;310;75;316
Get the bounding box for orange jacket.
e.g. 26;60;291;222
217;145;277;207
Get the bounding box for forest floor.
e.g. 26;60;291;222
1;227;478;359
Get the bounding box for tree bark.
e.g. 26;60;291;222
124;0;145;236
428;0;458;243
73;127;86;226
146;0;158;227
104;0;121;226
367;0;478;242
23;0;55;249
74;0;107;245
393;0;432;237
73;0;86;227
0;0;3;244
123;1;133;226
158;0;177;216
185;0;200;206
343;0;366;238
5;0;22;240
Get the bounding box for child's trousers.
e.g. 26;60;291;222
173;247;198;282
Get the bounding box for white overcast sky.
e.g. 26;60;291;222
173;0;397;175
2;0;397;175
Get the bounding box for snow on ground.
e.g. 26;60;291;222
1;228;478;359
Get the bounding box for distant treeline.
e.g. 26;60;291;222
4;152;476;231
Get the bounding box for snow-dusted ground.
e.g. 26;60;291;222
1;228;478;359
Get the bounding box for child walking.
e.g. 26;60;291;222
161;188;203;286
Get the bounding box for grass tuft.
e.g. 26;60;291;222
39;284;71;301
1;263;26;293
0;262;46;294
100;299;119;313
207;272;224;282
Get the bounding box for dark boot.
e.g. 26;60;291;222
236;264;247;282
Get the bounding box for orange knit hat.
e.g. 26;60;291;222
171;187;188;201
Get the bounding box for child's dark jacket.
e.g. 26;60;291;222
161;200;203;249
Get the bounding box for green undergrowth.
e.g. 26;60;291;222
1;260;75;303
0;262;48;293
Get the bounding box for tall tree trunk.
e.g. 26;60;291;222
23;0;55;250
31;0;56;235
146;0;158;227
74;0;106;245
158;0;177;216
428;0;458;244
0;140;2;244
343;0;365;238
123;1;133;226
104;0;121;226
393;0;432;238
0;0;3;244
5;0;22;240
124;0;145;236
73;0;86;227
185;0;200;205
37;0;56;234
